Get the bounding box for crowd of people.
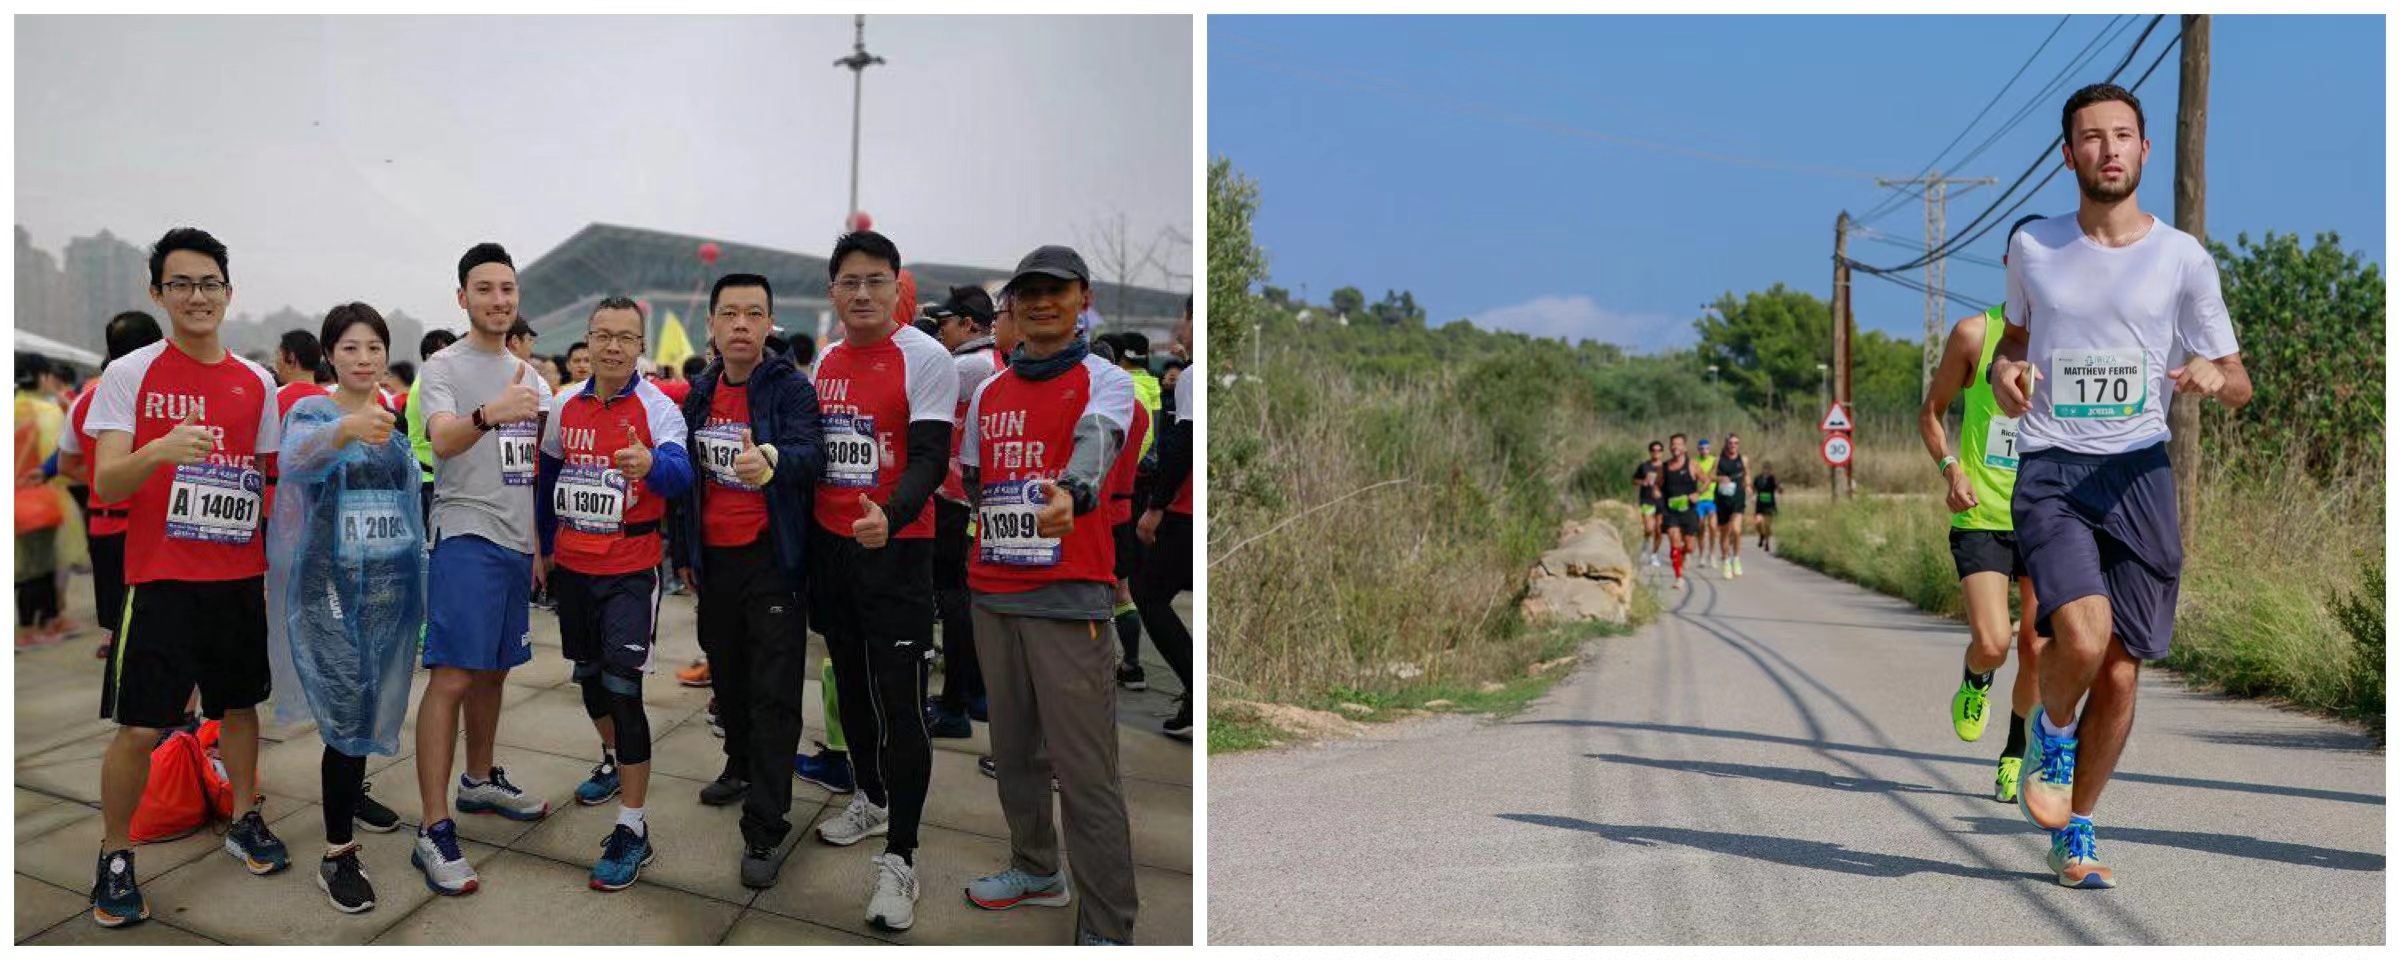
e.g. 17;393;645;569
33;224;1195;946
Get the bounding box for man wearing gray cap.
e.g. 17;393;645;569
959;245;1142;945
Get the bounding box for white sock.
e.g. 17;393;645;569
2039;712;2078;739
617;805;646;837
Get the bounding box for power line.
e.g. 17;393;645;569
1852;14;2173;276
1856;15;2073;226
1846;258;1995;312
1944;14;2143;178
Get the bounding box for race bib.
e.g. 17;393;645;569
2050;347;2146;419
694;421;758;491
337;489;414;561
496;421;539;486
1758;491;1774;505
1667;494;1691;512
976;478;1061;567
1639;503;1656;516
1982;415;2022;471
1717;480;1738;497
166;463;264;544
553;464;629;535
823;413;880;489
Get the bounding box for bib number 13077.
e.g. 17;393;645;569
2050;348;2146;420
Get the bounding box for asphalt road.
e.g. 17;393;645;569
1208;549;2385;945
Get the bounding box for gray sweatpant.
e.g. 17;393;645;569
972;606;1138;943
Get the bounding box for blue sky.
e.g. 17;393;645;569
1209;14;2385;353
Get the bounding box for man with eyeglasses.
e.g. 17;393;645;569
85;228;287;927
410;243;556;897
806;230;954;931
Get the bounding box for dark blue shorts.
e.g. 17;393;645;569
425;535;534;672
2011;442;2183;661
552;566;660;680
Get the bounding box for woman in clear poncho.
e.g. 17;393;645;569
264;303;423;914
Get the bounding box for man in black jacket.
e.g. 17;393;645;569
669;272;824;889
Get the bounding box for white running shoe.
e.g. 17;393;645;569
454;767;550;822
1674;577;1686;590
410;825;480;896
865;852;919;931
817;795;891;847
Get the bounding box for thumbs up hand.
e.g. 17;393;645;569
344;402;398;447
612;423;653;480
484;364;544;425
732;427;773;487
1033;478;1074;539
151;408;217;465
852;494;889;549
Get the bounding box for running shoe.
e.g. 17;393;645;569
1078;931;1130;946
925;701;972;740
224;809;290;875
318;846;376;913
2047;820;2115;889
740;843;782;889
677;660;711;687
2019;707;2077;830
1115;664;1147;691
865;852;919;931
794;745;854;794
589;824;655;891
410;819;479;896
456;766;549;821
575;759;622;806
1993;755;2023;804
1164;698;1192;740
965;865;1071;910
1951;678;1992;742
1733;558;1743;577
90;849;148;928
354;781;402;833
699;773;751;807
1674;576;1686;591
816;795;890;847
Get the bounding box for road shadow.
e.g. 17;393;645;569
1519;719;2386;809
2185;728;2384;753
1497;813;2048;883
1585;752;1977;799
1953;816;2386;872
1707;613;1947;635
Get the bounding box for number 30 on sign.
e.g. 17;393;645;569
1821;433;1853;467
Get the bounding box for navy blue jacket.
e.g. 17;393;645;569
666;354;823;587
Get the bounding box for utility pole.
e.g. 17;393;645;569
833;15;885;227
1875;171;1997;399
2171;14;2210;544
1831;211;1851;498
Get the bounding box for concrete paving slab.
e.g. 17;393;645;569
367;849;742;945
511;768;825;905
14;874;90;942
719;908;887;946
138;801;501;945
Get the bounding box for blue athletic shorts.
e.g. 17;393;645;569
424;534;534;672
2012;442;2182;661
1695;499;1718;518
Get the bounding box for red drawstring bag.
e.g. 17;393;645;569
128;722;236;844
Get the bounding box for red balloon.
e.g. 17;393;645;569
697;241;721;265
848;210;873;232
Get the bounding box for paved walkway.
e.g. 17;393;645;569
15;569;1192;946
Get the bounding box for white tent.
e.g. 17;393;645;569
15;331;103;371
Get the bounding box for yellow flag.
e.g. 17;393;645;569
654;310;696;371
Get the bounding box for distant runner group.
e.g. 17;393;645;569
1632;433;1777;591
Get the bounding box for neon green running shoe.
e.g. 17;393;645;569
1993;755;2022;803
1951;679;1991;741
1732;557;1743;577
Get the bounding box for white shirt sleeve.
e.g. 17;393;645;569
1081;357;1135;431
2175;239;2241;361
638;381;688;448
85;346;151;436
959;376;995;468
249;362;281;454
901;330;957;424
2004;227;2032;330
541;400;565;458
59;393;87;455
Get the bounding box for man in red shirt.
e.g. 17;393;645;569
272;329;328;419
58;312;165;666
958;245;1141;945
807;230;955;932
85;228;289;927
535;296;691;891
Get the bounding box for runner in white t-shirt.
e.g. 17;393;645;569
1988;83;2250;890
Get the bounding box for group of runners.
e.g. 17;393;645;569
69;226;1192;945
1633;434;1780;590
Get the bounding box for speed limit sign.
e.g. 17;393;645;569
1821;433;1853;467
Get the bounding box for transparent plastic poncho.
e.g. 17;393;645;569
264;394;425;757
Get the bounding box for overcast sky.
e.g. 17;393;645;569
17;14;1192;328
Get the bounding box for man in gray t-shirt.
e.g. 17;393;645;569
408;242;556;899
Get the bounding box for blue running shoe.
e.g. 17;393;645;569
965;865;1071;910
575;760;621;806
589;824;654;891
2019;707;2077;830
224;809;289;875
90;849;148;927
967;695;989;723
794;745;855;794
2048;820;2116;889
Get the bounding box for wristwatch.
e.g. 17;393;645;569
472;406;494;432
